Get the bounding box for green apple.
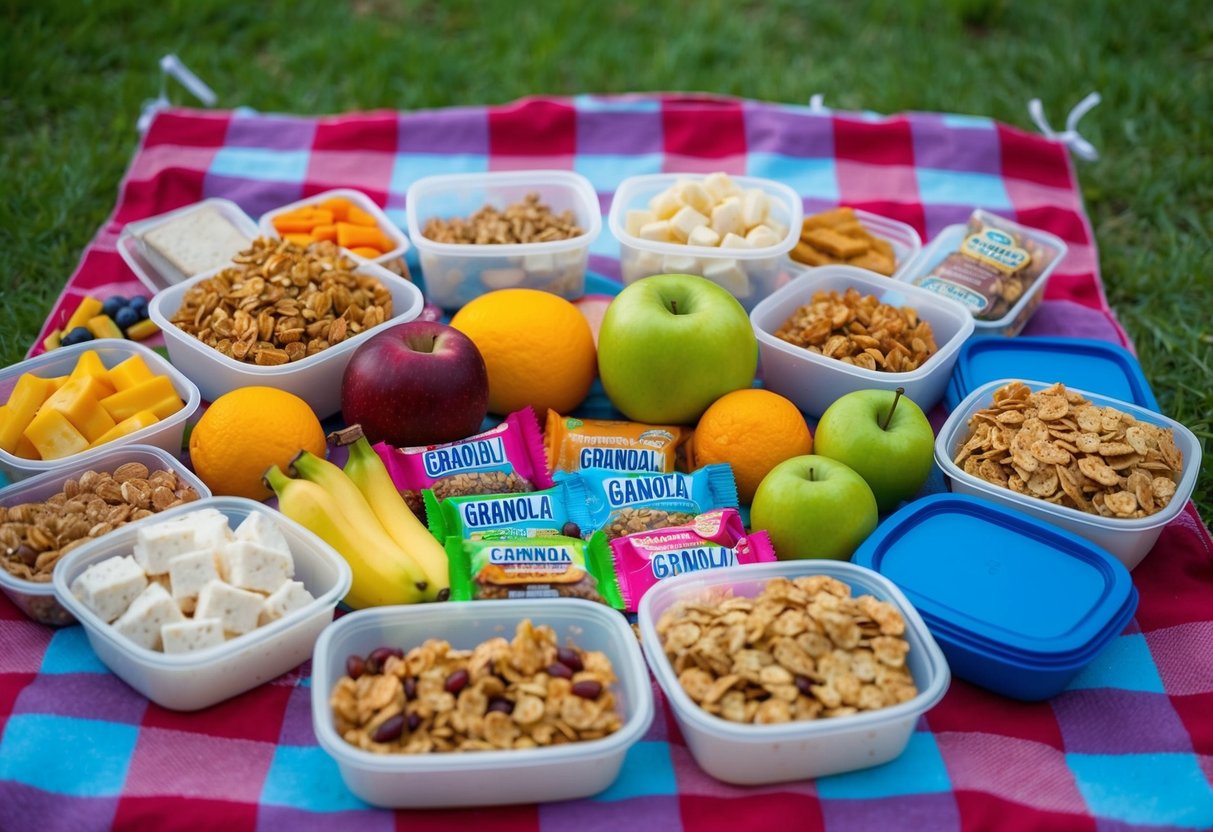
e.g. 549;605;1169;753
597;274;758;424
750;454;878;560
814;387;935;514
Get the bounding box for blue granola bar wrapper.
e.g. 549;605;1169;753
555;464;738;538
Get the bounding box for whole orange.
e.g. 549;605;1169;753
691;388;814;503
450;288;596;417
188;386;327;500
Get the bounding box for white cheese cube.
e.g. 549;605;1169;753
167;548;221;614
720;232;752;249
234;513;291;557
765;218;788;240
661;254;702;274
521;253;556;277
134;510;231;576
161;618;226;654
648;189;683;220
71;555;148;624
480;267;527;290
703;259;753;299
687;225;721;248
623;251;664;285
218;540;294;594
669;205;710;243
703;172;741;201
112;583;185;651
745;224;782;249
194;579;265;636
624;209;655;237
741;188;770;229
678;182;714;215
638;220;673;242
259;580;315;626
710;200;744;239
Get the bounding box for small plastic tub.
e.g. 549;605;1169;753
749;265;975;417
148;257;423;417
853;494;1138;701
0;340;201;483
636;560;949;786
259;188;412;277
609;173;803;312
406;170;602;309
786;208;923;280
936;379;1201;570
311;599;654;808
118;198;261;293
52;496;351;711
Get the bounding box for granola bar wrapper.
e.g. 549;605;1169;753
545;411;691;475
447;534;623;606
554;464;739;538
594;508;776;613
424;480;594;542
374;408;553;518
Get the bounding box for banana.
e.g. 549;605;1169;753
342;436;450;594
264;464;428;608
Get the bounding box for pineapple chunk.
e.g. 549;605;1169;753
41;329;62;352
23;408;89;460
69;350;116;397
106;355;155;392
87;409;160;449
99;375;183;422
64;296;103;334
125;319;160;341
0;374;60;454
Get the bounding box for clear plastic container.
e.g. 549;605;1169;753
785;208;923;280
0;445;210;627
0;340;202;482
259;188;412;277
406;170;602;309
637;560;949;786
118;198;261;293
148;257;424;417
609;173;804;312
52;497;351;711
936;379;1202;570
311;599;654;808
749;265;975;417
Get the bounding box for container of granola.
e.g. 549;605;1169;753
310;598;653;808
936;378;1201;570
0;445;210;626
637;559;948;785
406;170;602;309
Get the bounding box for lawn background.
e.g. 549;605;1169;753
2;0;1209;522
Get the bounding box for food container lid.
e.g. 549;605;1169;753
852;494;1136;662
945;336;1159;412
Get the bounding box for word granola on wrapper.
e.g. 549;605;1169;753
545;411;691;475
446;535;621;606
424;481;593;543
657;575;918;723
331;619;622;753
953;381;1183;518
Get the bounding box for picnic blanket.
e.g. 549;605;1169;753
5;94;1213;831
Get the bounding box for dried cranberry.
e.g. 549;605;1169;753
369;646;403;667
795;675;814;697
556;646;583;672
345;655;366;680
407;712;422;732
444;668;470;694
561;521;582;538
487;697;515;715
371;714;405;743
403;676;417;701
571;680;602;699
546;662;573;679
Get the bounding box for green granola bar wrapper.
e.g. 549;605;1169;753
447;533;622;607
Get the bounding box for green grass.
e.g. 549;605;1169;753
3;0;1210;523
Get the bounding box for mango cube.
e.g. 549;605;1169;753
87;409;159;449
14;433;41;460
106;355;155;392
0;373;60;454
69;350;117;397
64;296;103;333
23;408;89;460
87;315;124;341
40;376;116;442
41;329;62;352
124;319;160;341
100;375;183;422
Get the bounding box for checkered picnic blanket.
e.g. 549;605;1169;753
6;95;1213;831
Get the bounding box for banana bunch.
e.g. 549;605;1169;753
263;437;448;608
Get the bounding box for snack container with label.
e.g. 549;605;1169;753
936;379;1201;570
0;340;201;482
609;173;803;311
406;170;602;309
52;497;351;711
148;257;423;417
750;265;974;416
311;599;653;808
0;445;210;627
786;208;923;279
637;560;949;785
259;188;412;276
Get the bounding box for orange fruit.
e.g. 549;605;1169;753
450;288;596;417
691;388;813;503
188;386;327;500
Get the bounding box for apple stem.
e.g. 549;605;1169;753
669;300;679;315
881;387;906;432
809;467;815;482
328;425;366;447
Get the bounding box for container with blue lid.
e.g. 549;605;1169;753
944;336;1159;413
852;493;1137;701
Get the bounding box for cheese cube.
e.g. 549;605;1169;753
218;540;294;594
624;209;655;237
720;233;751;249
259;580;315;626
648;189;682;220
669;206;709;243
234;513;292;557
167;548;221;613
662;254;701;274
623;250;664;284
765;218;789;240
162;618;226;654
687;225;721;248
678;182;714;216
710;200;744;239
745;224;782;249
703;259;753;299
703;172;741;201
134;510;231;575
638;220;672;242
112;582;185;651
481;268;527;290
521;253;556;277
194;579;265;636
71;555;148;623
741;189;770;229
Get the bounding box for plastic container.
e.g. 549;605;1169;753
853;494;1138;700
936;379;1201;570
750;265;975;417
0;445;210;627
898;221;1068;337
944;335;1160;413
259;188;411;276
0;340;201;482
311;599;653;808
148;257;423;417
786;208;922;280
406;170;602;309
52;497;351;711
609;173;804;311
118;198;261;293
636;560;949;785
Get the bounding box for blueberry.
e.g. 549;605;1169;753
101;296;128;319
60;327;95;346
127;296;149;320
114;306;140;331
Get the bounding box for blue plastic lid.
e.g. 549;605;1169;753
944;336;1159;413
852;494;1135;661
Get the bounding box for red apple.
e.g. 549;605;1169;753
341;320;489;447
572;293;614;347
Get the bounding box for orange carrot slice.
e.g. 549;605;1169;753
319;197;353;222
346;205;378;227
310;224;338;243
348;246;382;259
